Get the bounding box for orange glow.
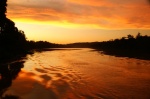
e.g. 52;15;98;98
7;0;150;29
6;0;150;43
68;0;115;7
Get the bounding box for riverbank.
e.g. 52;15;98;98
90;34;150;60
0;49;33;64
94;48;150;60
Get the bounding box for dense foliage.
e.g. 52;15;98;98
0;0;27;60
89;33;150;59
91;33;150;51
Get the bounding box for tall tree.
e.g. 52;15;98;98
0;0;7;27
0;0;27;57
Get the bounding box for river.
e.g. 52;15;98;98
1;48;150;99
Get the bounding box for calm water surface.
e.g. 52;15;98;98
3;48;150;99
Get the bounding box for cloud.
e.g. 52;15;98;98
7;0;150;29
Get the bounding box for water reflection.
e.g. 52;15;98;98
0;61;24;99
1;48;150;99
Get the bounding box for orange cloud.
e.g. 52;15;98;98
7;0;150;29
68;0;115;7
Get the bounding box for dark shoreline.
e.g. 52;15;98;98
94;48;150;60
0;50;33;64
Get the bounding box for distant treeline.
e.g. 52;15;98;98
27;40;63;49
61;33;150;60
32;33;150;55
63;33;150;50
90;33;150;51
89;33;150;60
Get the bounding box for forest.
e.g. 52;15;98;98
89;33;150;60
0;0;27;61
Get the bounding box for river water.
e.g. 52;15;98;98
2;48;150;99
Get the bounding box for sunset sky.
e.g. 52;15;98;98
7;0;150;44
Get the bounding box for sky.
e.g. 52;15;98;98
7;0;150;44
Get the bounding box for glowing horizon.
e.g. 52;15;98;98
6;0;150;44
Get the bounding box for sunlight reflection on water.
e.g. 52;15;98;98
3;48;150;99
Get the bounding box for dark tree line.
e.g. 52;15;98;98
90;33;150;60
0;0;27;60
91;33;150;51
27;40;62;49
61;33;150;60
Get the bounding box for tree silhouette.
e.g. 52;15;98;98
0;62;23;99
0;0;27;60
90;33;150;60
0;0;7;17
0;0;7;29
136;32;141;39
127;34;134;39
